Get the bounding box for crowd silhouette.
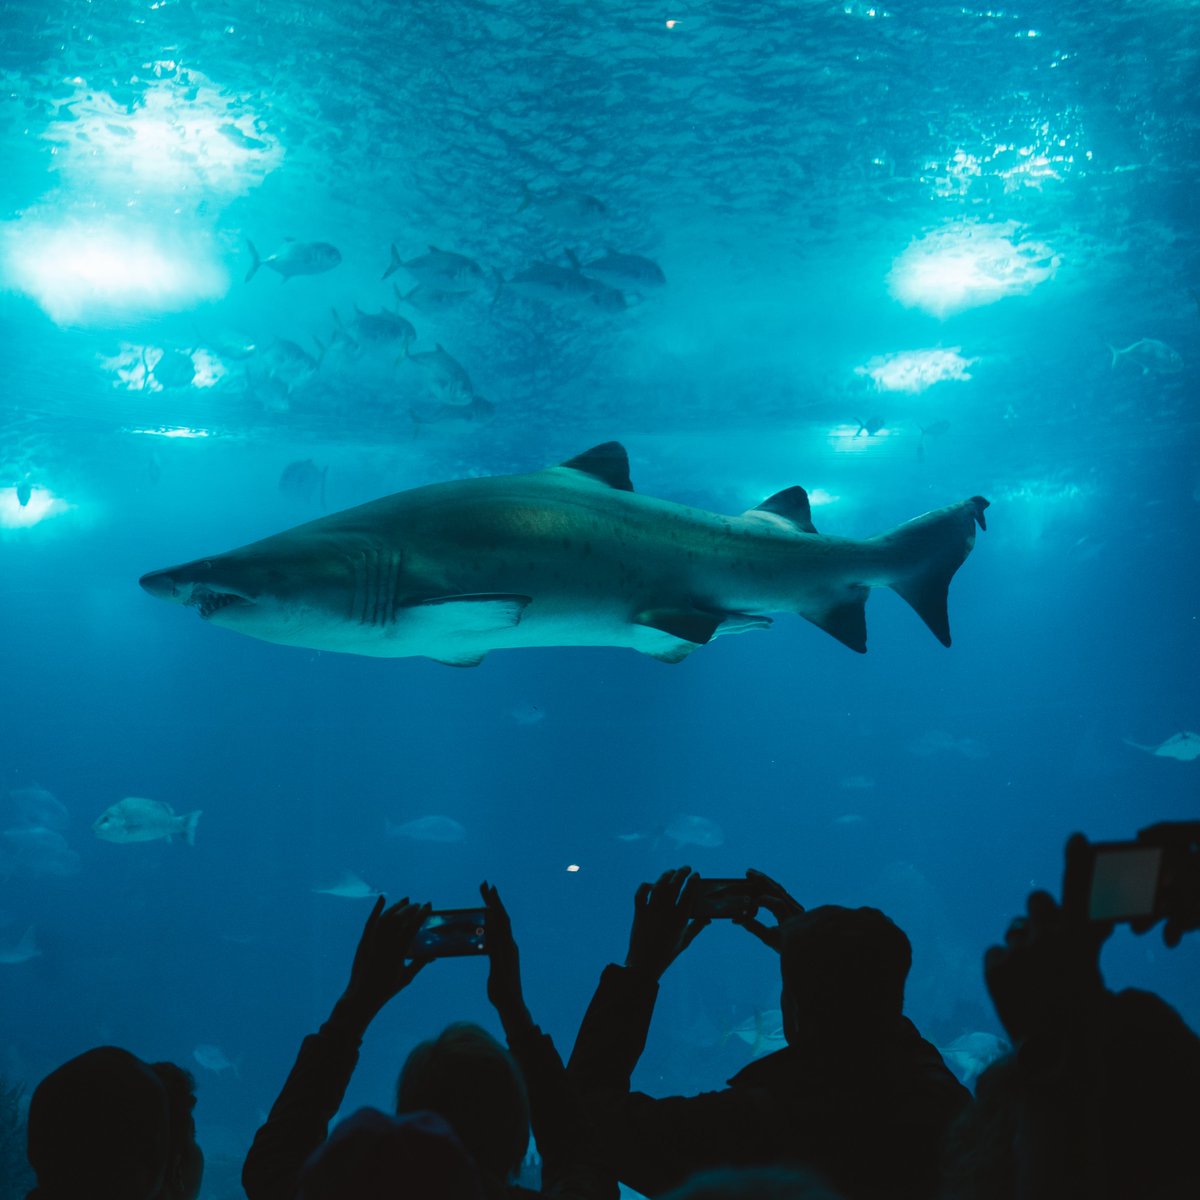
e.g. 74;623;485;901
18;825;1200;1200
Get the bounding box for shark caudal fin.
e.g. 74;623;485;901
873;496;989;646
244;239;261;283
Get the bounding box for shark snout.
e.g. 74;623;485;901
139;568;184;601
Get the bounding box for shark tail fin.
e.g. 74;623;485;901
183;810;202;846
873;497;989;647
382;243;402;281
244;239;261;283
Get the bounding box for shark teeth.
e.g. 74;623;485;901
192;589;250;620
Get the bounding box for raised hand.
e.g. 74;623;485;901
733;868;804;951
480;880;527;1022
340;895;432;1024
625;866;709;981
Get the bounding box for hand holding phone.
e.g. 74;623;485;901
409;908;488;959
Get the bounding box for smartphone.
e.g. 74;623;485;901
409;908;488;958
689;878;760;919
1063;839;1168;922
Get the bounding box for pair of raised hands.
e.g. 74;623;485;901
339;882;524;1024
624;866;804;982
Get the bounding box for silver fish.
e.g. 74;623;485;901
245;238;341;283
92;797;201;845
382;244;485;293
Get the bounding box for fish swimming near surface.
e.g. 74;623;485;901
245;238;342;283
139;442;988;667
386;815;466;842
313;870;379;898
503;252;626;313
728;1009;787;1058
332;297;416;352
1108;339;1184;375
16;480;31;507
382;244;485;293
856;415;886;437
518;184;608;227
401;343;475;401
193;1044;239;1076
580;249;666;291
92;797;201;845
279;460;328;507
1124;731;1200;761
0;926;41;965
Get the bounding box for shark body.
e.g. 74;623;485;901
140;443;988;666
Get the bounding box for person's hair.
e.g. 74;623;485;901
779;906;912;1029
149;1062;202;1200
662;1165;843;1199
395;1022;529;1181
26;1046;169;1200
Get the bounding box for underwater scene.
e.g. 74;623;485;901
1;0;1198;1194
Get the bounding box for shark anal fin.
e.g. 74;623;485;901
748;486;817;533
409;593;531;634
560;443;633;491
799;587;869;653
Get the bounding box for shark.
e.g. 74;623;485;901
139;442;988;667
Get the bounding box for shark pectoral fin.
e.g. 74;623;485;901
799;587;869;653
409;593;532;633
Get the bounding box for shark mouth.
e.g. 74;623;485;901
190;587;253;620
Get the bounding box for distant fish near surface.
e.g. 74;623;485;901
397;282;466;316
15;480;31;507
504;252;626;313
909;729;989;760
518;183;608;227
0;925;41;965
386;815;466;843
245;238;341;283
332;300;416;352
401;343;475;401
139;442;988;666
382;244;485;293
0;827;80;879
3;785;69;831
313;870;379;898
1108;338;1184;375
579;250;666;291
509;702;545;726
279;459;328;507
729;1009;787;1058
856;415;886;437
92;797;201;845
193;1044;239;1076
1124;731;1200;761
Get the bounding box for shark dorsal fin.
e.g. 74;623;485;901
750;486;816;533
560;442;633;491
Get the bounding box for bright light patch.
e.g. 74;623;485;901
45;69;283;196
129;426;214;439
566;864;581;873
807;488;839;507
3;221;228;324
888;222;1057;317
856;348;976;394
102;344;229;392
0;487;70;529
827;424;895;452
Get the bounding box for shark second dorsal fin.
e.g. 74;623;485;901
747;486;816;533
559;443;633;491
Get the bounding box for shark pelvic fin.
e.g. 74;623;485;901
799;587;869;653
559;442;634;491
747;486;816;533
635;605;772;662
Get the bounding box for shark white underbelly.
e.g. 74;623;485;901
140;442;988;666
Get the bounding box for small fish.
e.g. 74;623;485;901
279;460;328;507
518;184;608;227
257;338;322;387
856;415;886;437
92;797;201;845
503;252;625;313
409;394;495;426
665;814;725;848
16;481;31;507
839;775;875;791
0;925;41;965
382;244;485;293
402;343;475;400
729;1009;787;1058
333;298;416;352
1124;731;1200;761
1108;339;1184;375
832;813;865;826
0;827;80;878
3;785;69;831
245;238;341;283
313;870;379;899
397;282;467;315
916;420;950;463
193;1043;239;1076
580;250;666;290
509;702;545;726
385;815;466;843
937;1031;1009;1086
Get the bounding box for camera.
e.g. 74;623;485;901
408;908;488;958
688;878;761;920
1062;822;1200;929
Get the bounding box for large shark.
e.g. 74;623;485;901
139;443;988;666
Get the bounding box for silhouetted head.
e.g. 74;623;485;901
395;1022;530;1183
149;1062;204;1200
662;1166;844;1199
779;906;911;1043
299;1108;483;1200
27;1046;169;1200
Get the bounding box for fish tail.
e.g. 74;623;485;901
1108;343;1120;369
183;810;202;846
565;247;581;271
313;335;327;366
517;181;532;213
244;239;261;283
489;268;505;308
871;497;989;648
382;242;402;281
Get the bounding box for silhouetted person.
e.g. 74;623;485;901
243;884;611;1200
568;867;969;1200
980;835;1200;1200
26;1046;169;1200
661;1166;844;1199
149;1062;204;1200
297;1108;483;1200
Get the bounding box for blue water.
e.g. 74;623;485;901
1;0;1198;1193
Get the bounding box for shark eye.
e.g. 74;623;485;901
202;560;213;570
